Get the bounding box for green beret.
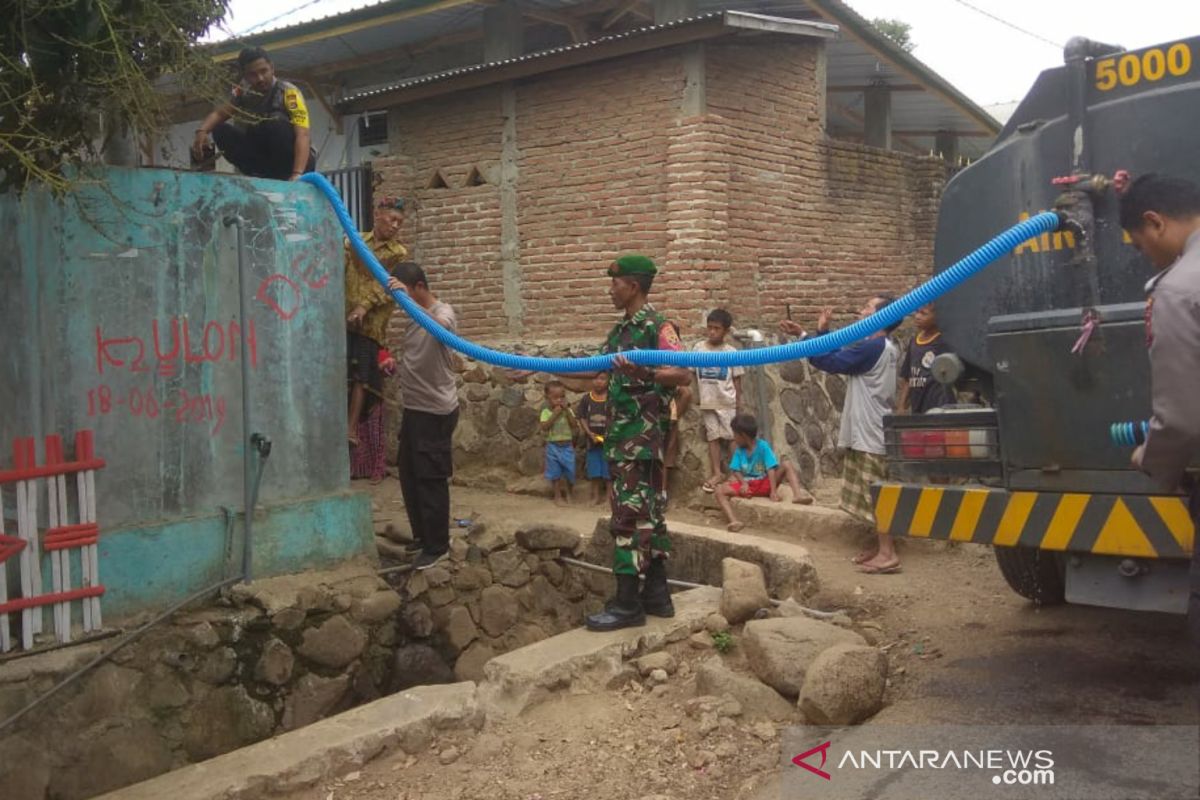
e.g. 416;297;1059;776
609;254;657;277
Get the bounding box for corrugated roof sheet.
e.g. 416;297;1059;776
206;0;998;158
340;10;835;105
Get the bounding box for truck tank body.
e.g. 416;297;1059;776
934;36;1200;490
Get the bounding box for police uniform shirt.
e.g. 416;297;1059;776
230;80;310;129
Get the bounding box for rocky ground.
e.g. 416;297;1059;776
286;631;805;800
281;481;1200;800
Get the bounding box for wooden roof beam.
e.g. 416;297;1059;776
601;0;643;29
520;3;590;42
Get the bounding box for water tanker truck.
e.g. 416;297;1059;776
871;35;1198;615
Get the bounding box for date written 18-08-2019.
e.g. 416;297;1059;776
85;384;227;436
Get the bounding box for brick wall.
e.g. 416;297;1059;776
517;50;679;337
373;37;947;348
369;36;955;486
375;89;506;343
705;39;946;334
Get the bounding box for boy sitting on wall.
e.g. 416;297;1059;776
715;413;812;532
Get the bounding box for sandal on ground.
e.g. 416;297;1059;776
859;562;902;575
702;481;717;493
727;522;745;532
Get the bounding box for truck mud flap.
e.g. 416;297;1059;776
869;483;1194;558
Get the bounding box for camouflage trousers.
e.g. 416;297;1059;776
608;458;671;576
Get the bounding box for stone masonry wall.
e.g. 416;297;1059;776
398;341;849;498
0;563;401;800
389;521;612;689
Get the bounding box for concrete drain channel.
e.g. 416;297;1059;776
74;517;828;799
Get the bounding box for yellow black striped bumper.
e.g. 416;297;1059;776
871;484;1195;558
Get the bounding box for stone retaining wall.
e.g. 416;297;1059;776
386;344;849;498
391;522;612;686
0;562;400;800
391;515;822;693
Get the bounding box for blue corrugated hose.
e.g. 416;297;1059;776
302;172;1062;372
1111;420;1150;447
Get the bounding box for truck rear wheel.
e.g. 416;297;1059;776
993;546;1066;605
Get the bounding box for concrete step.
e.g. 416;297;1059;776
692;491;865;541
662;518;821;601
98;682;481;800
580;517;820;604
478;585;721;719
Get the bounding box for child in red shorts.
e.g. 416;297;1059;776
716;413;811;532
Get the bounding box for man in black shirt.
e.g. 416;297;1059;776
898;303;956;414
192;47;315;181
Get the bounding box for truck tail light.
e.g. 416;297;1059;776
899;429;992;459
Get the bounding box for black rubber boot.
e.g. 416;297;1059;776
641;558;675;618
586;574;645;631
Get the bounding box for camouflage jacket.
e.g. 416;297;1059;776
601;304;681;462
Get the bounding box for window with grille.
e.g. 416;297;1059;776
358;112;388;147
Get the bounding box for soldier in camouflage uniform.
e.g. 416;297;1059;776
587;255;691;631
509;255;691;630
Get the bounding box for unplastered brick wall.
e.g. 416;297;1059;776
371;37;947;471
516;49;679;337
809;139;945;321
373;36;946;347
375;88;507;342
705;39;947;332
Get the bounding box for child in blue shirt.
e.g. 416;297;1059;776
716;413;812;531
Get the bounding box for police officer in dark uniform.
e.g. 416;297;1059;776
192;47;316;181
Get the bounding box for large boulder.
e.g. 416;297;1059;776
51;720;174;798
391;644;454;692
694;657;793;722
479;585;520;637
743;617;866;698
400;601;434;638
470;522;518;555
444;606;479;653
254;638;295;686
296;614;367;668
455;641;496;682
719;559;771;624
282;672;352;730
504;405;541;439
797;643;888;725
182;685;275;760
487;549;531;587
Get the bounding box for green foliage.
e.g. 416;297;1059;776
711;630;734;654
2;0;232;190
871;17;915;53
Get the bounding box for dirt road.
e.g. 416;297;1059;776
425;484;1197;727
333;482;1199;800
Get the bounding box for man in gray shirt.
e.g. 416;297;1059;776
387;263;459;570
1121;174;1200;638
